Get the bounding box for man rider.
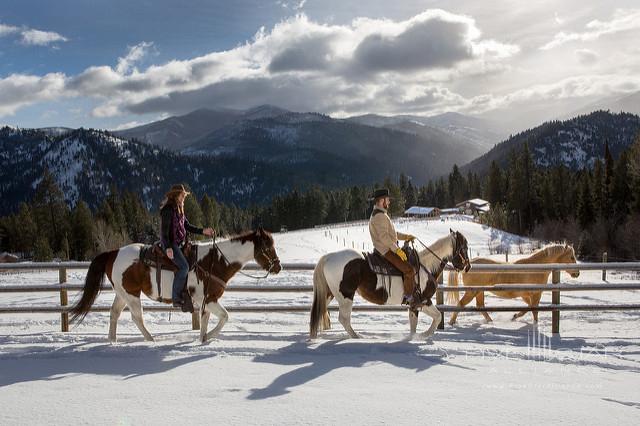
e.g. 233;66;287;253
368;188;419;307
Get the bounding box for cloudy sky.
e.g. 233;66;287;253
1;0;639;131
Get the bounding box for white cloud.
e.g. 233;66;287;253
3;7;637;123
0;23;19;36
575;48;599;65
20;29;68;46
541;8;640;50
116;42;154;74
0;73;67;116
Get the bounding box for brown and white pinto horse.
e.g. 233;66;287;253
70;228;281;343
310;230;471;339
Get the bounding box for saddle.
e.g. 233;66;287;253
364;242;420;277
139;241;198;309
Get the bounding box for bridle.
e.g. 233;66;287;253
414;233;470;276
209;236;280;280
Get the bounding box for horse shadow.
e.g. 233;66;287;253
246;336;473;400
0;332;212;388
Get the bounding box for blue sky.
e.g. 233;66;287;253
1;0;639;131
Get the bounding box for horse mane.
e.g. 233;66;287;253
516;243;569;263
419;234;454;273
229;229;274;246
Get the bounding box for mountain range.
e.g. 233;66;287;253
1;108;639;215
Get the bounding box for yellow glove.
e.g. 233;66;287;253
395;248;408;262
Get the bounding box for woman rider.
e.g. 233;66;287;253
160;184;214;309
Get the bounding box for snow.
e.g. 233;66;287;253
1;218;639;424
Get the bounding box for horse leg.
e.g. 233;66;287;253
337;297;360;338
530;293;542;322
202;302;229;343
475;292;493;323
449;291;477;325
322;295;333;331
421;304;441;338
409;309;419;336
199;308;211;343
108;293;127;343
128;297;154;342
512;296;532;321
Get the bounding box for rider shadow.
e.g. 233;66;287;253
0;338;212;388
246;337;472;400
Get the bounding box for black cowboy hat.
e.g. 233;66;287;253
369;188;391;201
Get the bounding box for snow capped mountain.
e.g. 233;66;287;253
0;127;303;214
113;105;292;151
346;111;505;152
463;111;640;174
182;111;482;182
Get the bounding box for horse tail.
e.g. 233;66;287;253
310;254;330;339
447;270;461;305
70;250;118;324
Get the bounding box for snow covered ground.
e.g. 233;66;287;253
1;217;639;425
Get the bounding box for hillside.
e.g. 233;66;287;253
0;127;318;214
462;111;640;175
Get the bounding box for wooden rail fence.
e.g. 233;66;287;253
1;261;639;334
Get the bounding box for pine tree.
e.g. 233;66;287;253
71;201;94;260
592;159;605;218
485;161;504;204
32;169;70;253
385;177;405;217
201;195;221;231
33;236;53;261
15;203;37;255
611;151;631;219
628;134;640;214
577;172;595;229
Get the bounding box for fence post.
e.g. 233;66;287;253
59;267;69;332
436;272;444;330
191;312;200;330
552;270;560;334
602;252;607;281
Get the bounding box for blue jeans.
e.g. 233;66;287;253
171;243;189;302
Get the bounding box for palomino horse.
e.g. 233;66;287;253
70;228;281;343
447;243;579;325
310;230;471;339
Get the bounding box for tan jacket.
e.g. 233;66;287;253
369;207;410;255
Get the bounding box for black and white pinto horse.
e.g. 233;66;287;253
70;228;281;343
310;230;471;339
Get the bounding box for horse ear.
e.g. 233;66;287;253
450;228;454;234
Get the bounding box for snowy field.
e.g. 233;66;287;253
1;217;639;425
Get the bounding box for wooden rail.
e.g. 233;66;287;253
1;261;639;334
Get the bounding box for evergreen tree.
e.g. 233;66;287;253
15;203;38;255
448;165;466;205
71;201;94;260
201;195;221;231
592;159;605;218
384;177;405;217
603;139;614;215
32;169;70;253
577;172;595;229
33;236;53;261
627;134;640;213
347;186;368;220
485;161;504;204
404;181;417;208
611;151;631;219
